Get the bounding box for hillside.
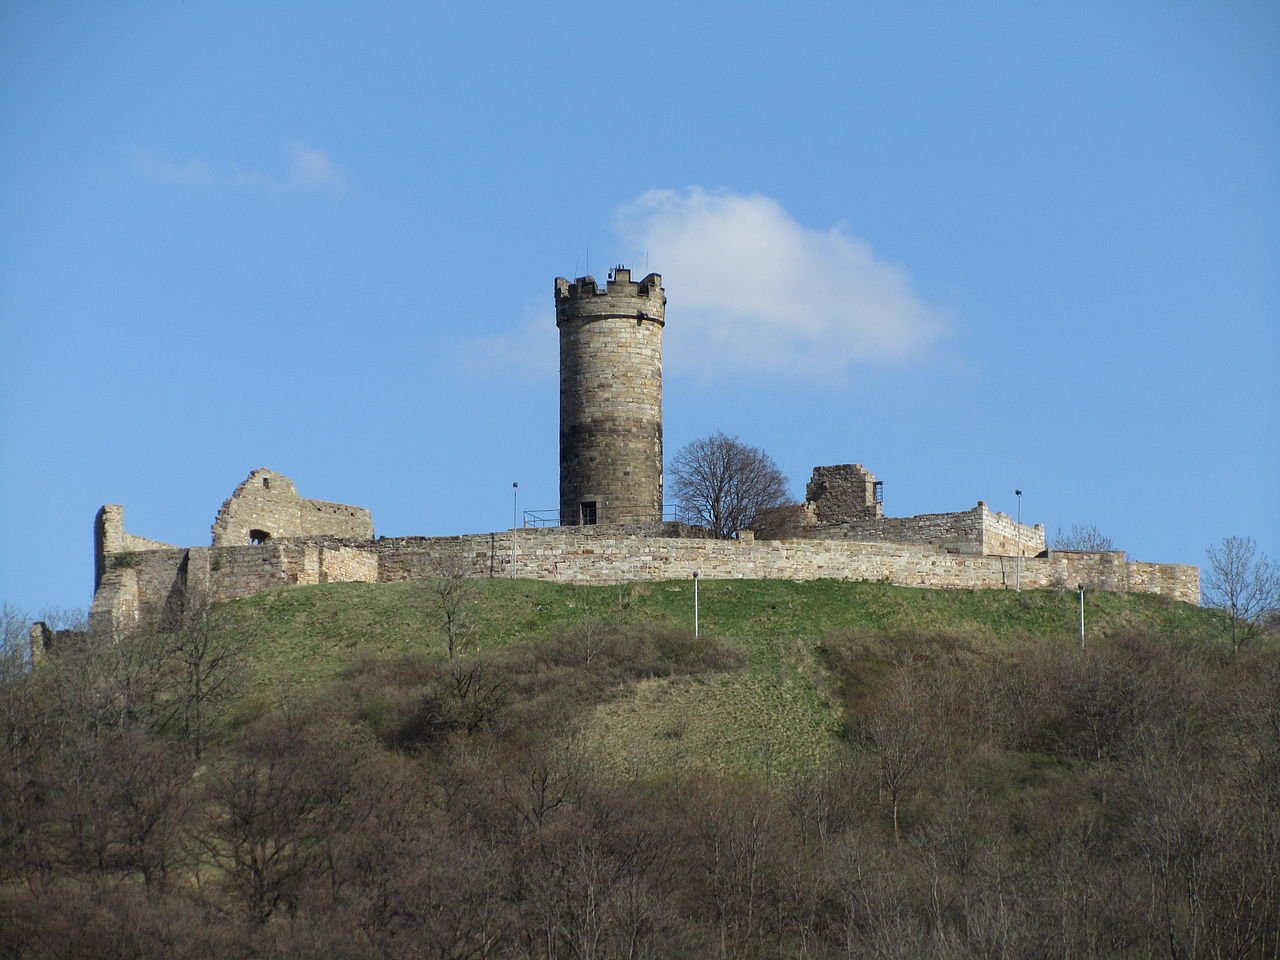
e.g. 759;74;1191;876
6;576;1276;959
220;577;1224;781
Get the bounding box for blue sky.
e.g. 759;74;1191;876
2;1;1277;615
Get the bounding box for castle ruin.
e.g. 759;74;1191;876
210;469;372;548
87;269;1198;636
800;463;1045;557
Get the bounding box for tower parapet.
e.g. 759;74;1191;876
554;267;665;323
556;267;666;527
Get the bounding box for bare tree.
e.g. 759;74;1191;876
0;603;50;882
1053;523;1115;551
195;714;372;923
669;432;789;539
751;502;807;541
563;617;611;669
1204;535;1279;654
1;602;29;664
165;589;247;760
423;547;507;734
429;545;477;662
857;671;934;844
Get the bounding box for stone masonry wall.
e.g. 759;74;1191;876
211;469;373;547
87;568;140;637
205;545;295;601
807;503;1045;557
315;544;381;584
365;531;1196;603
91;470;376;635
981;507;1047;557
809;509;986;553
95;505;177;590
805;464;883;523
89;547;186;635
89;529;1198;636
557;269;665;527
202;541;380;602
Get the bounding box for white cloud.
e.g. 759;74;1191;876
613;187;945;381
131;141;346;193
284;141;344;190
461;303;558;381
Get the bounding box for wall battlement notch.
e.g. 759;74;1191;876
555;268;665;326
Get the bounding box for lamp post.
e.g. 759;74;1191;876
512;482;519;579
1079;583;1085;650
692;571;699;639
1015;489;1023;592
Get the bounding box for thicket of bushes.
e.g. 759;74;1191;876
1;610;1277;959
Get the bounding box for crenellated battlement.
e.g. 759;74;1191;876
555;267;665;326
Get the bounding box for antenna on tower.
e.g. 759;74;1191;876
585;246;589;281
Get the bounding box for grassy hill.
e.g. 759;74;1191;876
9;577;1273;958
218;578;1224;781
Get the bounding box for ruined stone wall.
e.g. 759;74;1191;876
204;545;294;601
799;465;1044;557
210;469;372;547
95;505;177;590
557;269;665;527
202;541;379;602
89;529;1199;636
91;470;377;635
805;464;883;523
90;539;380;633
315;544;381;584
88;547;187;635
806;503;1045;557
809;509;987;553
87;568;141;637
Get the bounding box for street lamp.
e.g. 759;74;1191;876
1078;583;1085;650
512;482;519;578
692;571;699;638
1015;489;1023;592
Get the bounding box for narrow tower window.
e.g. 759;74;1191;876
580;502;597;526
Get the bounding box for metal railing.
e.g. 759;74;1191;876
521;509;561;528
521;505;688;527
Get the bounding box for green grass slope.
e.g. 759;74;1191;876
219;578;1222;780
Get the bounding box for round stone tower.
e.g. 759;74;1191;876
555;267;665;527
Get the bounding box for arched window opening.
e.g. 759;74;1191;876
249;529;271;545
